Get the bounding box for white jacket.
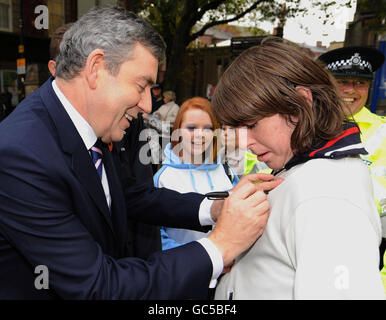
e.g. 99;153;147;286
215;157;384;299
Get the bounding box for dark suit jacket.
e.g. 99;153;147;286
112;115;162;260
0;78;212;299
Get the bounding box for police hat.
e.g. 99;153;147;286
318;46;385;79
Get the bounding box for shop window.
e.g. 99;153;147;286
0;0;12;32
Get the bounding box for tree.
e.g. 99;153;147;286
119;0;352;92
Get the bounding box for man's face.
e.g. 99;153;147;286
336;78;370;115
89;43;158;143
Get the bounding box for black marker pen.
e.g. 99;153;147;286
205;189;269;200
204;191;229;200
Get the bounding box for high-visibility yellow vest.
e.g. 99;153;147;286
351;108;386;295
350;107;386;218
381;253;386;297
243;150;272;175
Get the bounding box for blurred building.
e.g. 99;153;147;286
191;24;267;48
327;41;344;51
0;0;78;104
179;35;331;103
342;0;385;113
298;41;328;59
344;0;386;47
0;1;123;105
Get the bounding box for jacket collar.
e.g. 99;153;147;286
274;122;367;174
350;106;384;125
38;77;85;154
51;79;97;150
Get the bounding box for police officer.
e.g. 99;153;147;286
319;46;386;290
150;83;164;113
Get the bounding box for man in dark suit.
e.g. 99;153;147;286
150;83;164;113
112;114;162;260
49;22;162;262
0;7;279;299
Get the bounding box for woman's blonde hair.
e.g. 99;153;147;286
163;90;176;101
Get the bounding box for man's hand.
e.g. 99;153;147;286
222;260;235;275
210;173;282;222
208;175;282;266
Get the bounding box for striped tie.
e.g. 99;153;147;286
90;142;103;180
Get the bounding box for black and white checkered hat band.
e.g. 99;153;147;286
327;53;372;72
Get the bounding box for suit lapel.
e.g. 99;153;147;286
39;78;116;236
102;144;128;252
